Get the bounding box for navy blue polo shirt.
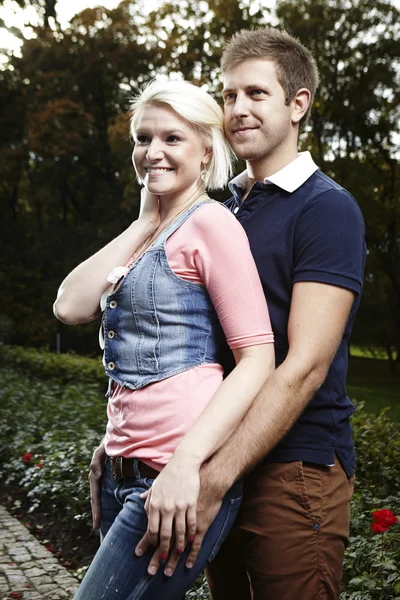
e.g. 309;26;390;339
224;156;366;476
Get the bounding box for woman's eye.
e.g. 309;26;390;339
167;135;180;143
135;135;148;144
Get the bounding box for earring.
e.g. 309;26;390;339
200;164;207;182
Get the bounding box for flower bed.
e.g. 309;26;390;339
0;346;399;597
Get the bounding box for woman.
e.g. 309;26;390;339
54;79;274;600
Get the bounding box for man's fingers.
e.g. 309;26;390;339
186;530;206;569
89;471;101;529
90;444;106;480
146;546;163;576
163;547;181;577
135;531;152;557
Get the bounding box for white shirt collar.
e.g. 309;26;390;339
229;151;319;195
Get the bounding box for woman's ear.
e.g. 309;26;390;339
202;146;213;166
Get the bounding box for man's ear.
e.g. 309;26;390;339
291;88;311;124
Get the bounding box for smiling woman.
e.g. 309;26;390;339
54;79;275;600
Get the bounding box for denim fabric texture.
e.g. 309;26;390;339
103;200;226;395
74;459;243;600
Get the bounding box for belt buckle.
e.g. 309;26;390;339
111;456;123;481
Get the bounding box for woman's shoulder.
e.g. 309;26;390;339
190;199;240;231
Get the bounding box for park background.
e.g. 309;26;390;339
0;0;399;598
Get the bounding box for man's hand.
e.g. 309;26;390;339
89;442;106;529
135;465;224;576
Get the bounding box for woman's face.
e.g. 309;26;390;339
132;104;209;203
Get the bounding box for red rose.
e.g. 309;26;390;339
37;462;44;469
371;522;388;534
372;509;398;532
23;452;32;463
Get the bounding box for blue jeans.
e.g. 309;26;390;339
74;458;243;600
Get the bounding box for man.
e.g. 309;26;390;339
92;27;366;599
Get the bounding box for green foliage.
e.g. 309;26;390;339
340;403;400;599
0;347;106;574
0;344;105;384
0;347;399;595
1;0;399;355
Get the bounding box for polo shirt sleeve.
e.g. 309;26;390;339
292;188;366;295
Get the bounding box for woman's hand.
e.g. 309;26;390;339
138;187;160;229
141;461;200;561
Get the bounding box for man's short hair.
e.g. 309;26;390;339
221;27;320;128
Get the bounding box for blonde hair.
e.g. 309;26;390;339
130;80;234;190
221;27;320;128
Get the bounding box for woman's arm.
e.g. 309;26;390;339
53;190;159;325
141;202;275;561
143;342;274;558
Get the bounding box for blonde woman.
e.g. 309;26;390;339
54;80;274;600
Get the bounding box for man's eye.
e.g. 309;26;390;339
251;90;265;96
224;93;235;102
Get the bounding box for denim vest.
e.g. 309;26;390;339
103;200;225;395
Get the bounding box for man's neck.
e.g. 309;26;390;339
248;147;299;182
243;149;299;200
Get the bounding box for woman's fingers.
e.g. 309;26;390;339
158;511;175;560
174;510;187;556
147;505;161;548
186;505;197;544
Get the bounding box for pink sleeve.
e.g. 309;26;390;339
166;202;274;349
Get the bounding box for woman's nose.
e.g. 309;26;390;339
146;141;164;161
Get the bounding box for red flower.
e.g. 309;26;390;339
37;462;44;469
23;452;32;463
371;509;398;533
371;522;387;534
10;593;23;599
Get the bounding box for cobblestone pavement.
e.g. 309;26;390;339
0;505;79;600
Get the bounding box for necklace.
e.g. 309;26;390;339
135;189;209;260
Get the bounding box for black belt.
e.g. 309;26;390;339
109;456;160;481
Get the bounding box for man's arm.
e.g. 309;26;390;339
144;280;355;574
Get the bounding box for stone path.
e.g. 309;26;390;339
0;505;79;600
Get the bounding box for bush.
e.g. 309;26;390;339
340;403;400;599
0;346;107;574
0;347;399;596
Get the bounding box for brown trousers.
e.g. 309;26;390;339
206;459;355;600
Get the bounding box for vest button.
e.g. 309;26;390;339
108;330;116;339
109;300;118;309
108;361;116;370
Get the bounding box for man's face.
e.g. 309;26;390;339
222;58;294;164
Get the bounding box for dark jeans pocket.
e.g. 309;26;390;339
208;481;243;563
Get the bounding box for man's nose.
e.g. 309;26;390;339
230;93;250;119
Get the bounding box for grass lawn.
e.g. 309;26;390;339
347;355;400;421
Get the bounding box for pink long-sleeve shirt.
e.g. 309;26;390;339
105;202;273;469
